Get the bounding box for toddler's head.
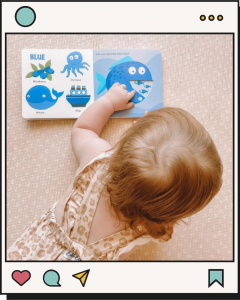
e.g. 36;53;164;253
101;107;223;240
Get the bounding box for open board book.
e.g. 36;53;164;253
22;49;163;120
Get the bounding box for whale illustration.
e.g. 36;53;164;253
96;56;153;104
26;85;64;110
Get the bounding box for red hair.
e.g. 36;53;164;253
99;107;223;240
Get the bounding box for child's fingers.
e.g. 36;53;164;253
127;90;136;99
113;82;120;87
132;111;148;125
126;101;135;109
120;84;127;89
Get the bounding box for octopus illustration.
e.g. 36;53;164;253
61;51;90;78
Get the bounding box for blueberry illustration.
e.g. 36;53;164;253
33;71;40;77
45;66;54;74
38;70;44;74
40;72;48;79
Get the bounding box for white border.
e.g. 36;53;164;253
1;1;238;295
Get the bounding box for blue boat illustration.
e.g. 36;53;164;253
66;85;91;107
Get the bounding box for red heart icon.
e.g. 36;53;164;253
12;270;31;286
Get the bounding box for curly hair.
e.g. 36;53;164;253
98;107;223;240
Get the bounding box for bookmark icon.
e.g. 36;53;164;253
208;269;224;288
72;269;90;287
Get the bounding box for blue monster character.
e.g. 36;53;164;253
61;51;90;78
96;56;153;104
26;85;64;110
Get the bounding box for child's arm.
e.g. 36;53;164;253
71;83;135;167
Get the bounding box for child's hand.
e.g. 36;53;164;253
105;83;136;111
132;111;148;125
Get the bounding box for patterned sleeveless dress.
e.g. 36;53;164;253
7;151;167;261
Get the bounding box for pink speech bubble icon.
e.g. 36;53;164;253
12;270;31;286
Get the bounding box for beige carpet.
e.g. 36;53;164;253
7;34;233;260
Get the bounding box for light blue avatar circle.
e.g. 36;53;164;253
15;7;36;27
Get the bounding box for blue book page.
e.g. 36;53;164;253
93;49;163;118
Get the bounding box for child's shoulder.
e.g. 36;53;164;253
71;127;112;169
78;139;112;172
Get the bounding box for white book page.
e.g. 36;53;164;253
22;49;94;119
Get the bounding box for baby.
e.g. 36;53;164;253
7;83;223;261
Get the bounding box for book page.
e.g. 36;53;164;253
22;49;94;119
93;49;163;118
